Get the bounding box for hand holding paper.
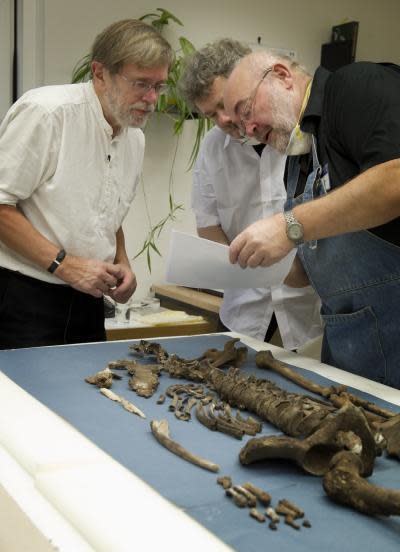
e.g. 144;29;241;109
165;231;296;289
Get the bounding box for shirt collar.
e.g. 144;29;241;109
300;66;331;135
85;80;114;137
223;133;231;149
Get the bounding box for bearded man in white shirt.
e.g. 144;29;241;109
179;39;322;349
0;19;173;348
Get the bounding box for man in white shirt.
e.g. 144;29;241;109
0;19;173;348
179;39;322;349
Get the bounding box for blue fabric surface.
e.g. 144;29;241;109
1;334;400;551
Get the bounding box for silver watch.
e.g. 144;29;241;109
283;210;304;246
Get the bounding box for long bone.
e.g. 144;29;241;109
255;350;396;421
323;450;400;516
150;419;219;473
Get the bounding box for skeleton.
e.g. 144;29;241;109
131;339;400;519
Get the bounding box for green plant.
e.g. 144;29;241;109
71;8;212;271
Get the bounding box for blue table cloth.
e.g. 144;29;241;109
1;334;399;551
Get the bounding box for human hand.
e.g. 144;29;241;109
107;264;137;304
229;213;294;268
284;256;310;287
56;255;123;298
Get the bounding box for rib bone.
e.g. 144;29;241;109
150;419;220;473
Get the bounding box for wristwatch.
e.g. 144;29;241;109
47;248;66;273
283;210;304;246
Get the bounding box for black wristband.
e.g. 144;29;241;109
47;249;66;273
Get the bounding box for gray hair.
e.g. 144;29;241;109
90;19;174;74
178;38;252;108
244;49;310;78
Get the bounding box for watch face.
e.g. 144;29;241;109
288;223;303;241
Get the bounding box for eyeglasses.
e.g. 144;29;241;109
119;74;168;95
238;67;273;134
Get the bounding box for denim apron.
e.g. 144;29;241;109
285;138;400;388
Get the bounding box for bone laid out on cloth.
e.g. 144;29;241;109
100;388;146;419
239;402;376;477
150;419;220;473
256;350;396;421
323;451;400;516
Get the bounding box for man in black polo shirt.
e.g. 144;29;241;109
223;50;400;388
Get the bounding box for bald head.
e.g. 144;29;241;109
224;50;311;151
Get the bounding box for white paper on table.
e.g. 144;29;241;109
165;230;297;289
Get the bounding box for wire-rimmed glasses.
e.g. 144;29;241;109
119;74;168;95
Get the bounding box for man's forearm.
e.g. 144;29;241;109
294;158;400;241
0;204;61;270
114;227;131;267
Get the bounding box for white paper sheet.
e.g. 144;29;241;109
165;231;296;289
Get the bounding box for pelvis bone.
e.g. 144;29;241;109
239;402;376;477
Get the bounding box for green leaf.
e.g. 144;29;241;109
71;54;91;83
149;241;162;256
156;8;183;26
178;36;196;56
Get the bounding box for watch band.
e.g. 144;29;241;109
283;210;304;245
47;249;66;273
283;210;297;226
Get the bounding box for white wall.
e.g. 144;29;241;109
0;0;13;120
12;0;400;299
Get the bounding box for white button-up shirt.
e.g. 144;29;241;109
0;82;144;283
192;126;322;349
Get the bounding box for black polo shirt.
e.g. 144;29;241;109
297;62;400;246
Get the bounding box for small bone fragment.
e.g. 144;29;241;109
241;482;271;506
277;499;304;519
120;398;146;418
265;507;280;524
100;387;120;402
269;521;278;531
157;394;166;405
150;419;220;473
100;388;146;418
285;515;301;530
180;397;198;420
226;487;248;508
249;508;265;522
275;503;298;518
233;485;257;507
85;368;114;388
217;476;232;489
